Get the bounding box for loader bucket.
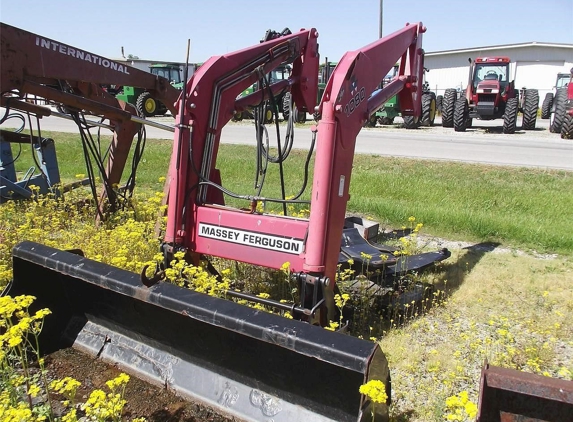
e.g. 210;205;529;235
10;241;391;422
477;363;573;421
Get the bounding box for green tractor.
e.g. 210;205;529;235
233;64;309;124
313;60;338;121
115;63;185;117
374;65;436;128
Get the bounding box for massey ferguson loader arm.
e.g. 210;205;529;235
163;22;427;322
1;22;179;209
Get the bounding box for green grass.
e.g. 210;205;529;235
11;130;573;254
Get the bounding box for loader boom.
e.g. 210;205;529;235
1;22;179;115
1;22;180;209
164;22;425;319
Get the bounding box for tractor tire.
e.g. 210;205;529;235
264;105;274;124
403;115;420;129
436;95;443;113
561;114;573;139
521;89;539;130
155;101;168;116
366;114;378;127
420;92;436;126
282;92;291;121
232;111;244;122
454;98;469;132
441;88;457;128
294;108;307;124
378;116;394;125
541;92;553;119
136;92;157;117
550;88;567;133
502;97;519;134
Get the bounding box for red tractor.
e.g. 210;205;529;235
442;57;539;134
558;67;573;139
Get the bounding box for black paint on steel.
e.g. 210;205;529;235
10;241;391;422
477;363;573;421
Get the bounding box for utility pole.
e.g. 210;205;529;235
379;0;383;38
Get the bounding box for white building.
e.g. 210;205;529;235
424;42;573;99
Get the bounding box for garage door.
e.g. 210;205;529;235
514;61;565;91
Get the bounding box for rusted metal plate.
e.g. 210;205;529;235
477;363;573;422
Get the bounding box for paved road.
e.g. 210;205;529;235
2;108;572;170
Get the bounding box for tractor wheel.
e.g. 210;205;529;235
136;92;157;117
454;98;469;132
294;108;307;124
264;105;274;124
378;116;394;125
561;114;573;139
441;88;457;127
232;111;243;122
420;92;436;126
366;114;378;127
521;89;539;130
282;92;291;121
155;101;168;116
502;97;519;134
436;95;443;113
550;88;567;133
403;115;420;129
541;92;553;119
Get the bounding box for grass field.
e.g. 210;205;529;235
3;129;573;421
12;130;573;254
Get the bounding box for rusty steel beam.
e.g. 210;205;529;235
477;363;573;421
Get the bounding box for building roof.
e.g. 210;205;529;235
427;41;573;56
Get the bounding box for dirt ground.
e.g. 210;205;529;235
45;348;238;422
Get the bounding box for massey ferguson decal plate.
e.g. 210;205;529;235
198;223;303;255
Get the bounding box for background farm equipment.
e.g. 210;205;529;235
545;68;573;137
443;57;539;134
0;127;76;203
373;66;436;128
541;72;570;120
113;63;189;117
0;22;179;214
233;29;308;124
561;68;573;139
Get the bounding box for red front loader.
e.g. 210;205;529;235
8;21;441;421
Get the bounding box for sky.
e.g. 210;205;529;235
1;0;572;64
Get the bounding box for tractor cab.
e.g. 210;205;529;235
318;61;337;85
555;72;571;89
468;57;515;119
268;64;290;83
150;64;183;87
472;57;511;94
